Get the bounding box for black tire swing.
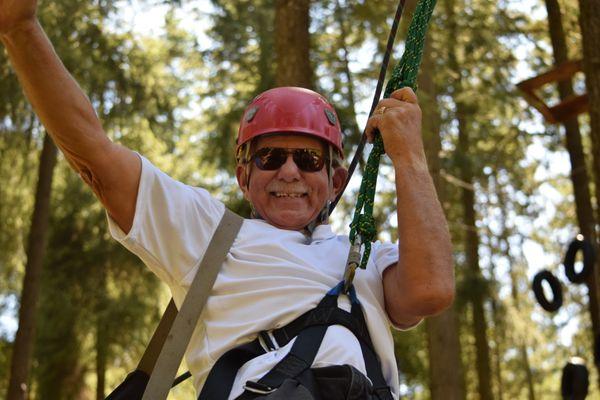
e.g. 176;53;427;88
563;237;595;284
532;270;563;312
532;236;596;313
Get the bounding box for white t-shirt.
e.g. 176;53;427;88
108;155;401;399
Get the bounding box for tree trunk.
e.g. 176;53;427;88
6;133;58;400
463;176;494;400
547;0;600;380
256;4;276;93
95;321;108;399
521;343;536;400
419;39;466;400
493;173;536;400
490;297;504;400
334;0;361;141
275;0;313;89
426;308;466;400
96;265;108;400
333;0;366;176
444;0;493;398
577;0;600;223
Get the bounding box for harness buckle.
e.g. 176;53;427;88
244;380;276;395
343;235;362;293
258;330;280;352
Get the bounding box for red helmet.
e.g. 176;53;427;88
237;87;343;157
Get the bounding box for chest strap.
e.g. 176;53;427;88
198;282;393;400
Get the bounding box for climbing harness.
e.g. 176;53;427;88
342;0;437;292
106;0;438;398
198;282;393;400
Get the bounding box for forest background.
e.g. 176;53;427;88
1;0;600;399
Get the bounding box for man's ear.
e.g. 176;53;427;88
330;166;348;200
236;164;251;201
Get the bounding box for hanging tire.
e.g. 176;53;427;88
532;270;563;312
564;238;595;284
561;361;589;400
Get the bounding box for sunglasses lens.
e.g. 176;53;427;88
294;149;324;172
254;148;285;170
252;148;325;172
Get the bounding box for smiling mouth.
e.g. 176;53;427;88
270;192;308;198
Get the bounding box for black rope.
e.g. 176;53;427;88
330;0;407;213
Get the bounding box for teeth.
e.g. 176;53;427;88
272;192;306;198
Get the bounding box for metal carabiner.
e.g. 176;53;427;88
343;235;362;293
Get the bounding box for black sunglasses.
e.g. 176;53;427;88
251;147;328;172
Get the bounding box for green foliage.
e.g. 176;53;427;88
1;0;599;398
0;0;207;396
393;323;429;390
33;168;162;398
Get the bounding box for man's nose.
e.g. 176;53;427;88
277;154;301;181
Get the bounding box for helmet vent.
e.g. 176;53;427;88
245;106;259;122
324;109;337;126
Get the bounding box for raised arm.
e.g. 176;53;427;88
365;87;455;328
0;0;140;232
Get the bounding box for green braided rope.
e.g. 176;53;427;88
349;0;437;269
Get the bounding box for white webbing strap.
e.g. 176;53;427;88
141;208;244;400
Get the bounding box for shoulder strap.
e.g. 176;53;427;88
136;300;177;374
141;208;244;400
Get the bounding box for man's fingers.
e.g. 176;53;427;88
367;87;420;142
374;98;400;110
372;91;418;112
390;87;418;104
364;114;383;143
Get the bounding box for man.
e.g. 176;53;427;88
1;1;454;399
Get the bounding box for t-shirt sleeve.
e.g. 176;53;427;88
372;240;399;277
106;154;225;286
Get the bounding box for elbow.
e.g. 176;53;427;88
421;261;455;315
386;285;454;329
384;256;455;323
409;256;455;316
70;142;116;202
407;282;455;317
392;261;456;317
423;283;455;315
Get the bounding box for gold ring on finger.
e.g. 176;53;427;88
376;106;387;115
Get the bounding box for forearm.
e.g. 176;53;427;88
1;19;140;232
369;88;454;325
386;159;454;319
1;19;112;170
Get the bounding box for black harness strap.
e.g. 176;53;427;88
352;304;394;400
272;305;371;346
240;324;329;399
197;340;265;399
242;292;341;396
198;282;393;400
